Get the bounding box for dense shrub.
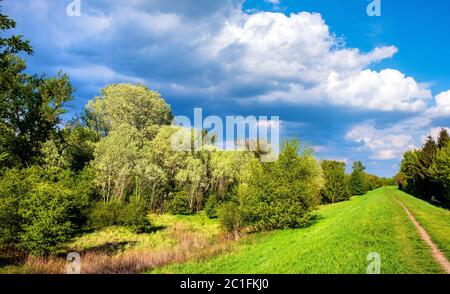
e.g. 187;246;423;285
320;160;350;203
88;201;125;229
204;194;219;219
18;182;74;256
218;202;243;238
123;196;151;233
236;140;323;231
166;190;191;215
349;161;366;196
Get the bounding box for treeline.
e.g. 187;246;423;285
396;129;450;206
0;11;390;257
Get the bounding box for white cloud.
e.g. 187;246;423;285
204;12;430;111
425;90;450;118
324;69;431;111
346;123;415;160
421;127;450;143
3;1;437;113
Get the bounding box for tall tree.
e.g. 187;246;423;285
437;128;450;149
321;160;350;203
349;161;366;195
0;9;73;167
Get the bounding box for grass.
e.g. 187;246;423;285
392;188;450;260
152;187;447;274
2;187;448;274
0;212;229;274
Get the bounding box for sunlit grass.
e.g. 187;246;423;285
153;187;445;274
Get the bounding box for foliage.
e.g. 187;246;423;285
400;129;450;205
236;139;324;231
218;201;243;237
88;201;125;230
166;190;191;215
204;194;219;219
349;161;366;195
320;160;350;203
18;182;74;256
122;196;151;233
84;84;172;139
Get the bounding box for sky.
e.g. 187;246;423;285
2;0;450;177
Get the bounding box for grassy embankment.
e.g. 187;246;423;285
153;187;448;274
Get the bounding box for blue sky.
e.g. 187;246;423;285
3;0;450;177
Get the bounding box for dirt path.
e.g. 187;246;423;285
395;198;450;274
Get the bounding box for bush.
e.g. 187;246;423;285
237;140;323;231
218;202;242;238
88;201;125;229
166;190;191;215
204;193;218;219
18;182;74;256
123;196;151;233
0;169;28;250
320;160;350;204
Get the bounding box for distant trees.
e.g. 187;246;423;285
399;128;450;205
349;161;367;195
320;160;350;203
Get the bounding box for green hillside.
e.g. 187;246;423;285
153;187;448;274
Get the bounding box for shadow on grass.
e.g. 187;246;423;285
78;241;138;256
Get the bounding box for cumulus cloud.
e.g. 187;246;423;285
3;1;434;113
425;90;450;118
346;123;416;160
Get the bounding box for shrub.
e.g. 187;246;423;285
237;140;323;231
18;182;74;256
88;201;125;229
204;194;218;219
166;190;191;215
320;160;350;203
123;196;151;233
218;202;242;238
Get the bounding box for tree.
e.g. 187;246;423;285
429;144;450;203
437;128;450;149
18;182;74;256
349;161;366;195
321;160;350;203
84;84;173;139
0;10;74;167
175;156;208;213
92;124;143;202
236;139;324;230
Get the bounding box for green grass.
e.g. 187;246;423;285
68;212;221;253
153;187;447;274
392;188;450;260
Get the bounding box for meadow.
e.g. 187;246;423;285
152;187;448;274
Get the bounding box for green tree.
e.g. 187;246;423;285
437;128;450;149
0;10;73;167
321;160;350;203
429;144;450;203
349;161;366;195
18;182;74;256
84;84;173;139
237;139;324;231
